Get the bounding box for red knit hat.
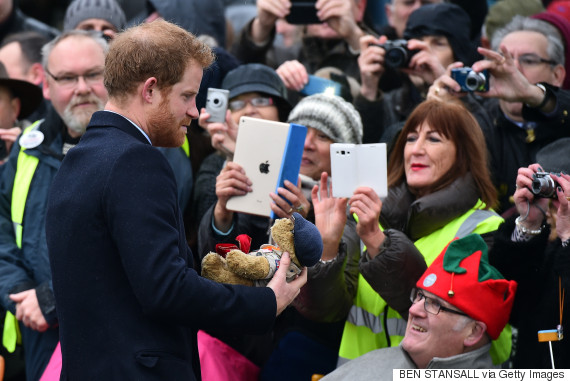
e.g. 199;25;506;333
416;234;517;340
531;10;570;89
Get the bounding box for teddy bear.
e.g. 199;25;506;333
201;212;323;286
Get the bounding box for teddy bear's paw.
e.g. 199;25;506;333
201;253;253;286
226;250;271;279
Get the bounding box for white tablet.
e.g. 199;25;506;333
226;117;306;217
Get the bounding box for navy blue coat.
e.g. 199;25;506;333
46;111;276;380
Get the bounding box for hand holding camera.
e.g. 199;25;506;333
371;39;418;70
513;164;551;231
358;34;387;101
200;88;236;159
450;67;489;92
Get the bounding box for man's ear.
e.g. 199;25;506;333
142;77;158;104
28;63;45;86
552;64;566;88
42;76;51;100
463;320;487;347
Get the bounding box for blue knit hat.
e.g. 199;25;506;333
291;212;322;267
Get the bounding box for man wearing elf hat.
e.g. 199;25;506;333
322;234;517;380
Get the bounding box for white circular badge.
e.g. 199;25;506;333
19;130;44;149
422;273;437;288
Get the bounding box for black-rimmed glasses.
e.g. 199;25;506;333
410;288;469;317
45;68;104;88
517;54;557;69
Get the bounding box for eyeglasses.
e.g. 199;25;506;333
229;97;274;111
45;68;104;88
410;288;469;317
516;54;557;69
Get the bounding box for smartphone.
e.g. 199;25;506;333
300;75;341;96
205;88;229;123
286;0;320;25
330;143;388;198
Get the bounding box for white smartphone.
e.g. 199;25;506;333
330;143;388;198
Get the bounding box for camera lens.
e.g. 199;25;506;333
385;48;407;69
465;71;485;91
531;176;556;198
213;98;220;105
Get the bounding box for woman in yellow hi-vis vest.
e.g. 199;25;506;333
337;100;511;367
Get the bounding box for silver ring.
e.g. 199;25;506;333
287;207;293;214
295;205;304;213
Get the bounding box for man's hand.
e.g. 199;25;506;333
427;62;466;102
358;35;387;101
267;252;307;316
10;289;49;332
472;45;541;104
0;127;22;154
252;0;292;44
316;0;363;50
403;39;447;86
276;60;309;91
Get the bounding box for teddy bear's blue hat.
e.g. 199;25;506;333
292;213;323;267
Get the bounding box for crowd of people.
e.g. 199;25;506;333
0;0;569;380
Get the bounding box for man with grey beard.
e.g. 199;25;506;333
0;30;107;381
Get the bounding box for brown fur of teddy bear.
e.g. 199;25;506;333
201;217;302;286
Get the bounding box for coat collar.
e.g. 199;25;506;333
87;111;151;145
380;173;480;241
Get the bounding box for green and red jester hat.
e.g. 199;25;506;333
416;234;518;340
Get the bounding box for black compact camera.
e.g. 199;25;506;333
531;172;560;198
374;40;417;69
451;67;489;92
286;0;320;24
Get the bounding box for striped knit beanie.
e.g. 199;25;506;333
287;94;363;144
64;0;126;32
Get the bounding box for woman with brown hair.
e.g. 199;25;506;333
334;99;512;367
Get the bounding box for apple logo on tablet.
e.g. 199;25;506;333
259;161;270;174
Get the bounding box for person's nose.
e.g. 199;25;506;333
410;138;425;155
304;131;315;150
242;101;257;116
187;103;199;120
408;298;427;318
74;76;92;94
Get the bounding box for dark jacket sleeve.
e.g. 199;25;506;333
191;153;224;229
360;229;427;318
522;84;570;137
292;214;361;322
354;94;386;144
488;216;551;327
0;142;33;313
230;19;276;65
103;145;276;332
